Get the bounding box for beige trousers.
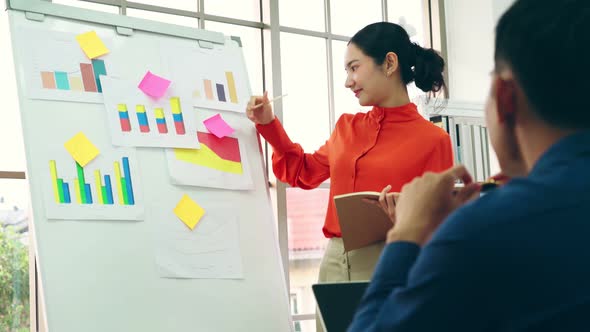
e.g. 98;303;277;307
315;238;384;332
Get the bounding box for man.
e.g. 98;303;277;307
348;0;590;330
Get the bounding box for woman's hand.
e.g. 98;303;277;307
364;185;399;224
246;91;275;125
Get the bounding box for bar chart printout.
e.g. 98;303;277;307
48;157;135;206
44;149;143;221
199;72;238;104
20;28;113;103
40;59;107;93
115;98;188;137
100;75;199;149
166;129;254;190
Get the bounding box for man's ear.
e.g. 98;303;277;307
495;76;517;124
384;52;399;76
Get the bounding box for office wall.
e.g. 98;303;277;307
445;0;516;175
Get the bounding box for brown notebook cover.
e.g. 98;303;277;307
334;192;393;252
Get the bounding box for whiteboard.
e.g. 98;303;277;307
6;1;292;331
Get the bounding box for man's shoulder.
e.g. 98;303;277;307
435;180;539;239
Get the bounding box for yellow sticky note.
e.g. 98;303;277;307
76;31;109;59
63;132;100;167
174;195;205;230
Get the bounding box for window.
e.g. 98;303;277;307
388;0;427;44
0;11;30;331
131;0;197;11
126;8;200;28
278;2;432;330
279;0;325;31
0;179;30;332
51;0;119;13
280;33;330;151
204;0;260;22
204;21;264;94
290;292;302;332
329;0;382;36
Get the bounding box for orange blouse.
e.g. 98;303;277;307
256;103;453;238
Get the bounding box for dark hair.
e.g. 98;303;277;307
495;0;590;129
349;22;445;93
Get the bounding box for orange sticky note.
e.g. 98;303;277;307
76;31;109;59
174;194;205;230
63;132;100;167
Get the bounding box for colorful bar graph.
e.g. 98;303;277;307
40;60;107;93
91;59;107;93
55;72;70;90
49;158;134;206
216;83;227;102
225;71;238;104
41;72;57;89
154;108;168;134
170;97;186;135
80;63;98;92
117;104;132;132
204;79;214;100
136;105;150;133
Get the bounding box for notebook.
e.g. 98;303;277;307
333;192;392;251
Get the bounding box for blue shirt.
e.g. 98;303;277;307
348;131;590;331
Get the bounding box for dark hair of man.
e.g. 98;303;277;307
495;0;590;129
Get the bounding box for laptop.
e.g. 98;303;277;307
312;281;369;332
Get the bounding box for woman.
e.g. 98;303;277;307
246;21;453;326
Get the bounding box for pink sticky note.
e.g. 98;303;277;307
203;114;235;138
138;71;171;99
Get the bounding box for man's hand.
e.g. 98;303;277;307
387;165;481;246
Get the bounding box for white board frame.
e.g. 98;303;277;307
6;1;293;331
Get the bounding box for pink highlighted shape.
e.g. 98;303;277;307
203;114;235;139
138;71;171;99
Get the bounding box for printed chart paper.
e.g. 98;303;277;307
101;76;200;149
166;130;253;190
156;209;243;279
42;140;144;221
20;28;113;103
161;40;251;113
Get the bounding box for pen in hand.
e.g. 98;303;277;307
251;94;288;109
